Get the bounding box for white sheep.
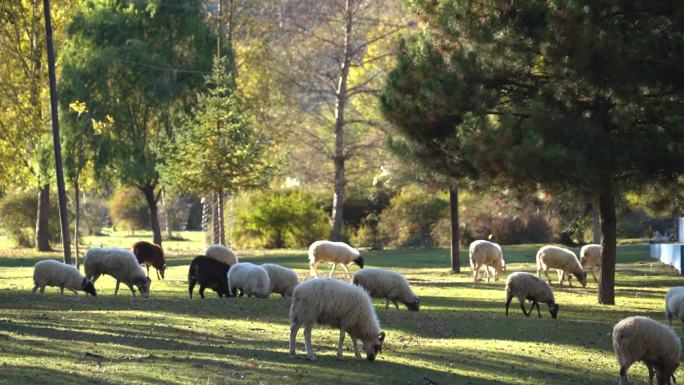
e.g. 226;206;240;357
261;263;299;298
536;245;587;288
469;240;506;283
32;260;97;296
308;240;364;279
84;247;151;297
665;286;684;332
289;278;386;361
505;272;558;319
352;268;420;311
205;244;238;266
579;244;602;283
227;262;270;298
612;316;680;385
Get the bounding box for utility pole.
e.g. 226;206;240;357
42;0;71;264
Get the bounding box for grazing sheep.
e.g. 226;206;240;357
469;240;506;283
227;262;270;298
32;260;96;296
536;245;587;288
188;256;231;299
132;241;166;280
579;244;602;283
665;286;684;332
505;272;558;319
84;248;151;297
205;244;238;266
308;240;364;279
612;316;680;385
261;263;299;298
352;268;420;311
289;278;386;361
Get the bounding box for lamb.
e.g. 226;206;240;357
32;260;97;296
505;272;559;319
308;240;364;279
665;286;684;332
204;244;238;266
289;278;386;361
536;245;587;288
612;316;680;385
579;243;602;283
227;262;270;298
132;241;166;280
261;263;299;298
188;255;231;298
469;240;506;283
352;268;420;311
84;247;151;297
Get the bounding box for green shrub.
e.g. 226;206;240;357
379;187;449;248
233;189;329;248
351;214;384;249
0;189;60;247
79;196;110;235
109;188;149;232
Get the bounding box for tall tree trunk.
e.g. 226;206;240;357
330;0;353;242
161;189;172;240
36;184;51;251
212;194;220;244
217;190;225;245
598;184;617;305
592;196;601;244
141;185;162;246
74;180;80;268
449;185;460;273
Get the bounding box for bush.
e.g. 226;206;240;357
351;214;384;249
109;188;149;232
233;189;329;248
0;189;60;247
379;187;449;248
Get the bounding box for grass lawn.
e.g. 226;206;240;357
0;230;681;384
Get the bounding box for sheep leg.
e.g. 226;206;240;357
60;287;64;295
393;300;399;310
519;298;531;317
336;330;346;360
534;301;542;318
329;263;337;277
188;278;196;298
472;263;480;283
352;337;362;359
114;281;120;296
558;270;564;288
618;362;631;385
309;263;318;278
71;289;79;295
542;268;552;285
289;321;301;358
156;268;161;281
385;298;390;309
566;273;573;288
647;364;655;385
199;285;206;299
505;294;513;316
341;264;352;281
485;266;491;283
125;282;137;296
32;285;38;294
591;269;598;283
146;265;150;278
39;286;45;294
303;325;316;360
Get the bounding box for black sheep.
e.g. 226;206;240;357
188;255;232;298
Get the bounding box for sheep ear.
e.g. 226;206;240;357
378;331;385;342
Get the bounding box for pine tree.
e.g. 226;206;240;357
382;2;684;304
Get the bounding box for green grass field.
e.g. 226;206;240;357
0;230;681;384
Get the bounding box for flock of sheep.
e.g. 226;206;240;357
29;238;682;383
